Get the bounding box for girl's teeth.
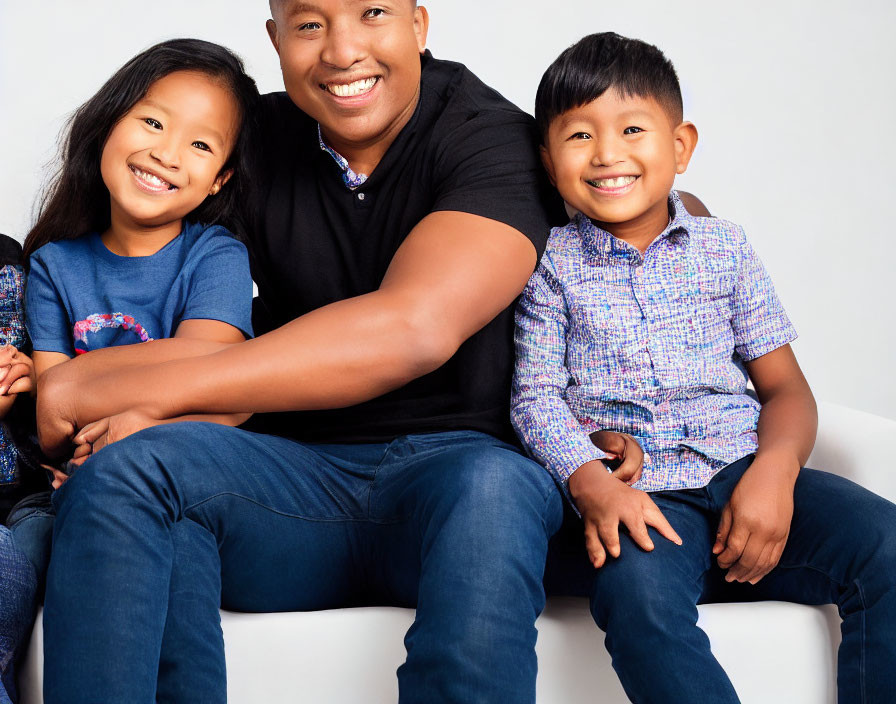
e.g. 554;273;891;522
327;77;377;97
132;167;172;189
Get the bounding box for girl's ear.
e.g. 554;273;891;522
209;168;234;196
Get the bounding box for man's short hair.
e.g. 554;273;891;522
535;32;683;141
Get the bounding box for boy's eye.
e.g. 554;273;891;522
569;132;592;141
192;141;212;152
623;126;644;135
143;118;162;130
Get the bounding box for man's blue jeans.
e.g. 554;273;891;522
42;424;563;704
545;456;896;703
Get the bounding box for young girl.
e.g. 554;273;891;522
0;38;260;702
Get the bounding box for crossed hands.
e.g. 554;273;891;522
573;432;795;584
0;344;35;396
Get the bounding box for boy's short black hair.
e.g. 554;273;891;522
535;32;683;141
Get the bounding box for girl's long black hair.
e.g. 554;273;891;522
23;38;260;262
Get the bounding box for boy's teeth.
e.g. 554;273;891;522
326;77;377;97
592;175;637;188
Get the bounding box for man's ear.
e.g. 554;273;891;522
266;19;281;54
210;169;234;196
413;6;430;53
540;145;557;187
673;122;698;175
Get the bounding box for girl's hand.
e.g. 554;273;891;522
0;345;36;395
42;463;71;490
569;459;682;568
712;452;798;584
589;430;647;485
75;409;160;454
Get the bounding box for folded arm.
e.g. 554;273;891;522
39;211;540;455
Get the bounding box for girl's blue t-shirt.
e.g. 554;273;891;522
26;222;253;355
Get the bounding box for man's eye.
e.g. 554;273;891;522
192;141;211;152
623;126;644;135
143;118;162;129
298;21;322;31
363;8;386;18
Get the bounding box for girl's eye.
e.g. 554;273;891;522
192;141;212;152
623;126;644;135
144;118;162;130
569;132;592;141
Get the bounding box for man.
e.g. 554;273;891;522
37;2;567;702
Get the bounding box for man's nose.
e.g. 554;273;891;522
320;19;368;69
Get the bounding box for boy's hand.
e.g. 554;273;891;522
589;430;647;485
569;460;682;568
712;452;798;584
0;345;36;395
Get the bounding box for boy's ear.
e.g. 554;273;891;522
539;145;557;187
209;169;234;196
673;122;698;175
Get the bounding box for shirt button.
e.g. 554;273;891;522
357;192;365;201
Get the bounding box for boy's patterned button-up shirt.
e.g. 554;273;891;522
511;191;797;502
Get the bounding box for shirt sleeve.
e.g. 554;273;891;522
181;231;254;339
731;230;797;361
0;264;26;350
25;252;76;356
510;249;607;507
431;111;556;258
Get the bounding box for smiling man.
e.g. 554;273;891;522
38;1;569;702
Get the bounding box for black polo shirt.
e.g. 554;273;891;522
247;51;563;444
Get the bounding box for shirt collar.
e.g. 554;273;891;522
317;124;369;190
574;190;694;263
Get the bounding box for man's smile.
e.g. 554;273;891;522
320;76;380;98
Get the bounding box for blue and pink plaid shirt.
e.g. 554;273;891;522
511;191;797;501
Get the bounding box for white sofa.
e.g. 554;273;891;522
20;401;895;703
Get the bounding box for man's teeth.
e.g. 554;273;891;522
132;166;173;190
591;175;637;188
326;77;377;97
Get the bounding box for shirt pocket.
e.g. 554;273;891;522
685;270;735;352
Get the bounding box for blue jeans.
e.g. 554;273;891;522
0;526;37;704
545;456;896;703
43;424;563;704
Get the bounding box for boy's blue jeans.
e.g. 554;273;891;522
546;455;896;704
42;423;563;704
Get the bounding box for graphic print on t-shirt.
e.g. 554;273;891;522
72;312;154;355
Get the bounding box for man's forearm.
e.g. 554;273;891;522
51;289;455;435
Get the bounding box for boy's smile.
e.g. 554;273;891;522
541;90;697;250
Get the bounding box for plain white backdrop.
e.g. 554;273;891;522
1;1;893;420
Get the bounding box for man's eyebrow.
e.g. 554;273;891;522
281;1;323;16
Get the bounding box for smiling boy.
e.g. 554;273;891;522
511;33;896;702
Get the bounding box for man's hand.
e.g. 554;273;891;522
589;430;647;485
0;345;36;396
712;451;797;584
569;460;682;569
